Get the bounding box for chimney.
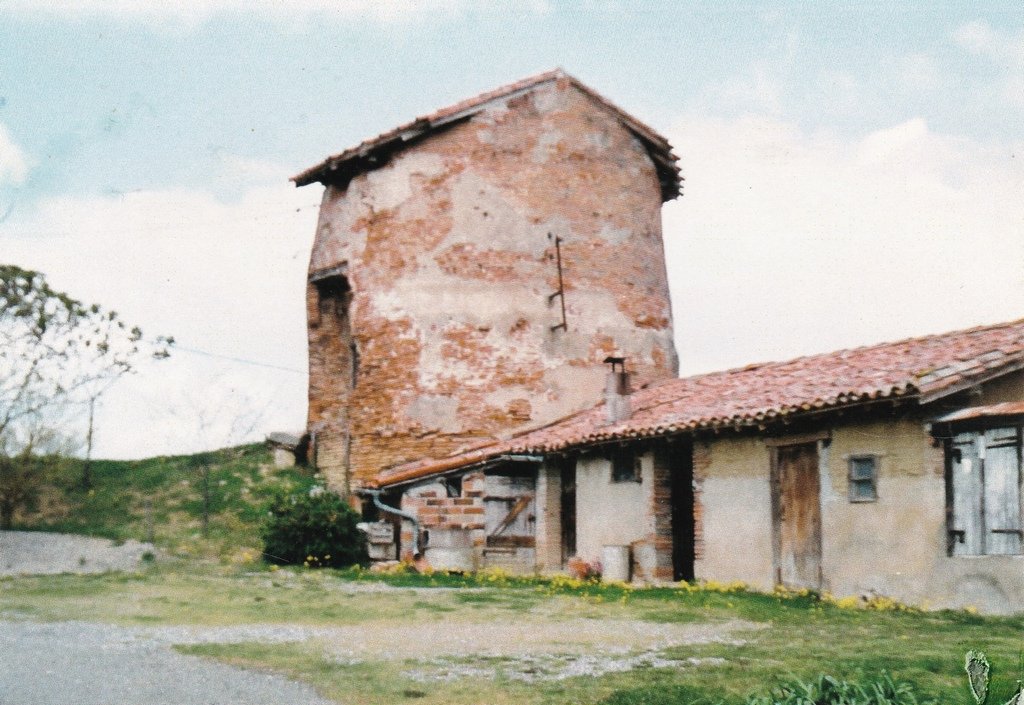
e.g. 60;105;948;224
603;356;632;425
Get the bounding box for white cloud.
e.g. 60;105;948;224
1;0;535;26
1;174;320;457
0;124;27;186
664;114;1024;375
953;20;1024;108
953;20;1024;63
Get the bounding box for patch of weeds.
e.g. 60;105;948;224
637;608;703;624
412;600;456;613
454;591;502;604
747;673;930;705
601;683;716;705
402;688;427;698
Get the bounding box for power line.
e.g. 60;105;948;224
173;345;307;374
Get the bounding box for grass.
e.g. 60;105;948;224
12;443;315;559
4;444;1022;704
3;561;1023;705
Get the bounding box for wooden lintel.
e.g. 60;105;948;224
764;430;831;448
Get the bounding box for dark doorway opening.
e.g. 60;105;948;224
670;442;696;581
560;462;576;564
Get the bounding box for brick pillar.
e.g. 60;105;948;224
535;461;563;573
649;448;675;581
692;441;709;564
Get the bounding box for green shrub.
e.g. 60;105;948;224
747;673;928;705
261;486;367;568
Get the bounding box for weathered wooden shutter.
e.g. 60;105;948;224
483;473;536;571
983;427;1022;555
951;432;983;556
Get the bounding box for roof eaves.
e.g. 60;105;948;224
918;355;1024;405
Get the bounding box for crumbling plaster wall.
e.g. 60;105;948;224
572;450;672;580
307;78;678;489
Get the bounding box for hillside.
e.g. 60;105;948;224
13;444;316;560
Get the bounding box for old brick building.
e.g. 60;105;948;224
375;317;1024;611
293;70;682;494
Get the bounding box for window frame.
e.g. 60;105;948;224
943;422;1023;557
610;448;642;484
847;454;879;503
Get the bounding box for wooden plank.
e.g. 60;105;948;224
488;495;532;537
984;427;1021;555
764;431;830;448
951;432;984;556
486;535;536;548
773;442;821;589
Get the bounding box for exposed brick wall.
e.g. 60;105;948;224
692;441;710;562
647;448;675;581
306;77;678;490
534;462;563;572
399;472;487;563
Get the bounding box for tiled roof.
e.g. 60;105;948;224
374;317;1024;487
292;69;682;201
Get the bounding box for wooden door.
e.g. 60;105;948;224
483;472;536;570
772;442;822;589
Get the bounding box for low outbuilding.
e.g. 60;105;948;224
371;317;1024;613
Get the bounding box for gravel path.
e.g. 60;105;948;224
135;618;750;658
0;531;154;576
0;620;335;705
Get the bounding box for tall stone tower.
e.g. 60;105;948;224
293;70;681;493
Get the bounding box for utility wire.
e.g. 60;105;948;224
173;345;306;374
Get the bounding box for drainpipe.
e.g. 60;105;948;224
358;488;420;558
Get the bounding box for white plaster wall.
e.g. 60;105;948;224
693;437;774;589
694;409;1024;613
574;453;653;565
695;475;774;589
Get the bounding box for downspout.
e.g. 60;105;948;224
358;488;420;558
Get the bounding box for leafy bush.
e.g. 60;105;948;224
747;673;927;705
261;486;367;568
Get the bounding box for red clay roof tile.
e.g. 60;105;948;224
292;69;682;201
375;316;1024;487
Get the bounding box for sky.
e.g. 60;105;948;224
1;1;1023;458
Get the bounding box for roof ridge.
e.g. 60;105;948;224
292;69;681;198
668;316;1024;383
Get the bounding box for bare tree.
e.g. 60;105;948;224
161;372;273;536
0;264;172;522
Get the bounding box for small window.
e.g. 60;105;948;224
442;476;462;498
611;449;641;483
848;456;877;502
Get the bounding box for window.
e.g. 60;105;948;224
848;456;878;502
948;426;1022;556
611;449;641;483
